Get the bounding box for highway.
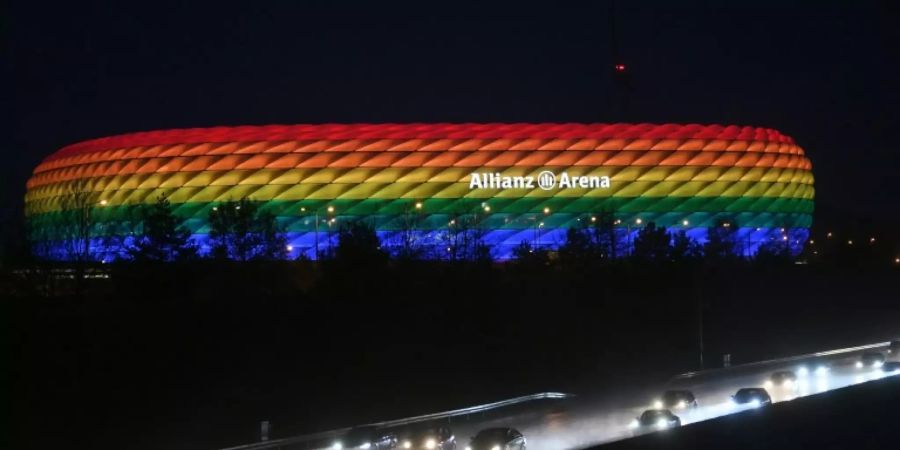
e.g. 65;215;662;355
221;340;899;450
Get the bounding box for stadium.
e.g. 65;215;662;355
24;123;814;260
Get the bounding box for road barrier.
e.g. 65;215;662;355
219;392;573;450
675;341;892;380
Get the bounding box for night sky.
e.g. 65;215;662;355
5;1;899;229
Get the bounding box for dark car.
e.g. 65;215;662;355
398;426;456;450
858;352;886;369
882;361;900;373
333;426;397;450
765;370;798;389
731;388;772;407
629;409;681;434
888;341;900;354
655;390;698;410
466;428;525;450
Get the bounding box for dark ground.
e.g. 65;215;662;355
4;261;900;450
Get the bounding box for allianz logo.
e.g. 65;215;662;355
469;171;612;191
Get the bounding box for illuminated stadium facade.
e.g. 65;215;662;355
25;123;814;260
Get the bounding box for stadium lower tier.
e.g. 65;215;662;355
28;207;812;260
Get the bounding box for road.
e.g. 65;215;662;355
222;342;898;450
439;351;898;450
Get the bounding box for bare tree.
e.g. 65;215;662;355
396;202;426;259
59;178;100;262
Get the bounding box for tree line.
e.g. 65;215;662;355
27;194;803;265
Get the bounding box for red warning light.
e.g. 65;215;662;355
614;63;626;72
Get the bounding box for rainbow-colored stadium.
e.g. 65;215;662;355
25;123;814;260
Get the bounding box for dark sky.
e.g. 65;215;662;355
4;0;899;227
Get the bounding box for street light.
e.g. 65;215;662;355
312;205;336;259
682;219;689;226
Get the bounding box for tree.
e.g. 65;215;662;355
587;209;621;260
511;240;550;270
632;222;671;261
395;202;427;260
208;199;287;261
333;219;387;265
754;237;793;265
58;178;99;262
444;210;492;262
127;196;197;262
558;227;594;265
703;218;741;261
670;230;702;262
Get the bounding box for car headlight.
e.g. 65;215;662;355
874;361;884;368
465;446;472;450
332;443;343;450
402;441;412;449
491;445;501;450
763;380;773;388
797;366;808;376
750;399;761;408
676;400;686;409
856;361;864;368
656;419;668;429
629;419;639;429
653;400;663;409
425;438;436;449
815;366;829;376
361;443;371;450
783;379;794;388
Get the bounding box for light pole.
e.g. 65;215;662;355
537;207;551;249
624;217;641;255
305;205;335;260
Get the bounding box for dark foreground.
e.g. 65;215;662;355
4;260;899;449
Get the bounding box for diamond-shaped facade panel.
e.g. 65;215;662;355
25;123;814;260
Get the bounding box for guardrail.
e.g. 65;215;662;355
675;340;893;380
219;392;573;450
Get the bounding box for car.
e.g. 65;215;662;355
797;360;831;377
628;409;681;434
333;426;398;450
398;426;456;450
764;370;798;389
888;340;900;354
653;390;698;410
465;427;525;450
730;388;772;408
857;352;885;369
881;361;900;373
